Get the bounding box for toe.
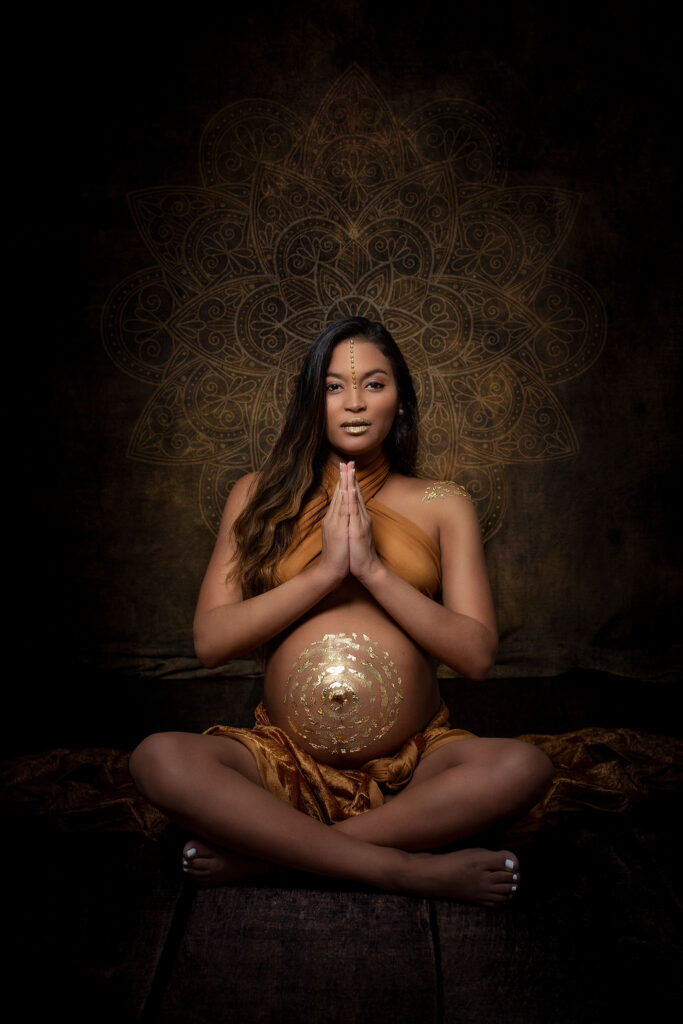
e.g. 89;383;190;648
489;870;516;886
188;857;213;873
491;880;517;893
182;840;211;876
481;893;508;906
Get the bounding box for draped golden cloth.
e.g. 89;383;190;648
205;700;474;825
276;450;442;597
3;728;680;840
508;726;683;842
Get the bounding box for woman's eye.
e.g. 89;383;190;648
326;382;342;393
366;381;385;390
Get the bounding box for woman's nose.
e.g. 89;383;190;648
345;392;367;410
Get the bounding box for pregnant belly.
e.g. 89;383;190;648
264;604;440;767
283;630;404;755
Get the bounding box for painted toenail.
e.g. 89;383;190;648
511;885;517;892
182;860;188;868
186;848;197;859
513;873;518;881
182;866;189;873
505;858;514;870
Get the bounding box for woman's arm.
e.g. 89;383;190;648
348;469;498;680
193;472;349;668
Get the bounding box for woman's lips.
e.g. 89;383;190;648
342;423;370;434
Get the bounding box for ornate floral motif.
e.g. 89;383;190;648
422;482;473;504
103;66;606;539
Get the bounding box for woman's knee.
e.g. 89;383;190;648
497;740;554;800
129;731;262;807
129;732;191;805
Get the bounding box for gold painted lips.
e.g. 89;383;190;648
342;420;370;434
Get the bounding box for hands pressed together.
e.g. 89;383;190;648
320;462;381;585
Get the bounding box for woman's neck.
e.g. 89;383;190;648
325;444;387;469
321;448;390;496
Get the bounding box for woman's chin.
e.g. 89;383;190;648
327;439;384;464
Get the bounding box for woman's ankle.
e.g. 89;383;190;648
374;846;417;894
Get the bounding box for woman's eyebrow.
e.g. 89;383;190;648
325;368;389;379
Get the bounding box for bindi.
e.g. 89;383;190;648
348;337;357;389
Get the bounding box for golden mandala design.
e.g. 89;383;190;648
284;632;403;754
102;65;606;540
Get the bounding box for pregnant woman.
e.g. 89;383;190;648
130;316;553;905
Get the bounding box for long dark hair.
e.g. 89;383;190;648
231;317;419;597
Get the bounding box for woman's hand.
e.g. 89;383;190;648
347;462;382;583
319;464;351;584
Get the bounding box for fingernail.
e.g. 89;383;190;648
505;858;514;870
186;848;197;859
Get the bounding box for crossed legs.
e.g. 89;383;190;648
129;730;553;906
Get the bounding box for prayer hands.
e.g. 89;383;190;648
346;462;381;582
320;465;351;583
320;463;380;585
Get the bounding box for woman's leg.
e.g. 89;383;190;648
129;731;524;905
335;737;554;850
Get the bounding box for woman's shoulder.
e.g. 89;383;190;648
418;478;474;506
382;472;474;510
218;470;262;527
377;472;476;544
230;469;261;499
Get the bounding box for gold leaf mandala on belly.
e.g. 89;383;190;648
284;632;403;754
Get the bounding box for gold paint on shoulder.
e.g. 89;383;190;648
422;481;473;504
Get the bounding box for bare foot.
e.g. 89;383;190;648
181;840;520;903
182;839;275;887
401;848;520;906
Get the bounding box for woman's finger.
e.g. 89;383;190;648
351;465;369;523
346;464;356;511
325;468;348;525
339;462;351;516
327;474;341;513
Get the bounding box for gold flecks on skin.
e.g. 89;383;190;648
349;337;357;389
283;633;403;753
422;481;473;504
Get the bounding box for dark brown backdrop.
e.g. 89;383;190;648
13;1;680;749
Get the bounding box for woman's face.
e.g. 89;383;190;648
324;338;400;461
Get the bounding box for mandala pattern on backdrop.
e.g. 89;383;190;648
103;66;606;539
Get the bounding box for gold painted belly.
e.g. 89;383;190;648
283;632;403;755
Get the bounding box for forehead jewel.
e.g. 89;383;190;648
348;336;357;389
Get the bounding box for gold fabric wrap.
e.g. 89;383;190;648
204;700;474;824
508;726;683;842
276;450;442;598
3;727;680;839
